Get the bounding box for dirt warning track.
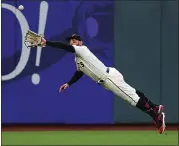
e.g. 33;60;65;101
2;124;178;132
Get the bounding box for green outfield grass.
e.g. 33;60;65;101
2;131;178;145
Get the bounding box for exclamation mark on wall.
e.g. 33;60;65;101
31;1;48;85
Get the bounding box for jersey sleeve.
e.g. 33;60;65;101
72;45;87;56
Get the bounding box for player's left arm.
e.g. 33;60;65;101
45;40;75;53
24;30;75;53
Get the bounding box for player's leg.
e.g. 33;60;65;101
134;89;165;133
135;90;164;114
103;67;166;134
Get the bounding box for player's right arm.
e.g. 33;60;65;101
59;70;84;92
42;38;75;53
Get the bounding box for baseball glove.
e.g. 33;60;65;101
24;30;45;48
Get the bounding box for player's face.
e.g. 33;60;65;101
69;39;82;46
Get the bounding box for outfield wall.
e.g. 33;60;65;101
2;0;178;124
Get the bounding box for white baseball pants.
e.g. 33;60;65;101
102;67;140;106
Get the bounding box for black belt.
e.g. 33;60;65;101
106;67;110;73
97;68;110;84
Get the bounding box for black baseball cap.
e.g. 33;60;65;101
66;34;83;42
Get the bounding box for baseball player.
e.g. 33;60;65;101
25;31;166;134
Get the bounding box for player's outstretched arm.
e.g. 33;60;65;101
43;39;75;53
59;71;84;93
24;30;75;53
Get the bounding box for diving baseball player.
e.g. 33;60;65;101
25;31;166;134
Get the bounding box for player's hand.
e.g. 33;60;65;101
59;83;69;93
41;38;46;46
24;30;46;48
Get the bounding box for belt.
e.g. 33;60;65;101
97;68;110;84
106;67;110;73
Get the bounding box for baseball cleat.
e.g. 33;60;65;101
154;105;164;114
157;112;166;134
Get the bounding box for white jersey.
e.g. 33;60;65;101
72;45;140;108
73;45;108;82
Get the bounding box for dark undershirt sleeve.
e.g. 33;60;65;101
67;71;84;86
46;41;75;53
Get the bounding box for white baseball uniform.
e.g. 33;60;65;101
43;38;166;134
73;45;140;106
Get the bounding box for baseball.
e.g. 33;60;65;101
18;5;24;10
